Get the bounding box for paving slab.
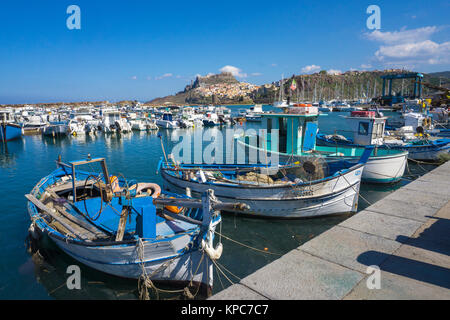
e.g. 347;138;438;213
240;250;364;300
344;270;450;300
339;210;423;241
403;179;450;199
364;197;438;222
418;171;450;183
300;226;401;273
379;247;450;290
208;284;268;300
406;216;450;246
418;174;450;185
422;161;450;176
381;187;449;210
398;201;450;246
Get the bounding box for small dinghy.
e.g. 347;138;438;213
159;146;373;218
26;156;236;296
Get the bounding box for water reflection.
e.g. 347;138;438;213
0;138;24;168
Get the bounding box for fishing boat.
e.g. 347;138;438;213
159;146;372;218
1;109;22;142
245;104;263;122
42;121;71;137
99;110;131;133
238;106;408;184
130;118;159;131
26;156;228;295
156;113;180;129
21;114;47;134
317;110;450;161
202;112;220;127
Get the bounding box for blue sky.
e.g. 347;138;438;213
0;0;449;104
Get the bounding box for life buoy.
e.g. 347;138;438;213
134;183;161;198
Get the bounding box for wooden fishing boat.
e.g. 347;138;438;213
26;156;231;295
159;146;373;218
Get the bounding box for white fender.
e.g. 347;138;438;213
202;239;223;260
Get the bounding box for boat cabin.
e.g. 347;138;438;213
250;104;263;113
0;109;14;123
162;113;174;121
261;107;320;155
344;111;387;145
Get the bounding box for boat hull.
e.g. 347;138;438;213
0;123;22;142
156;120;179;129
388;142;450;161
48;234;213;288
161;165;364;218
317;134;449;162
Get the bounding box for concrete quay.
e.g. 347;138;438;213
210;161;450;300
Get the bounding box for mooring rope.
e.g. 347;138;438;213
213;230;282;256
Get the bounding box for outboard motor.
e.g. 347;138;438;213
114;121;122;132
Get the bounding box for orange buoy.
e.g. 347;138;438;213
164;197;184;214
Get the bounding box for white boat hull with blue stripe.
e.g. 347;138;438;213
160;147;372;218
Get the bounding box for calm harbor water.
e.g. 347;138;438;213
0;107;436;299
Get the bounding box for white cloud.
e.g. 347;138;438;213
360;64;372;69
327;69;342;75
219;65;247;78
301;64;321;74
365;26;438;45
375;40;450;64
251;72;262;76
155;73;173;80
365;26;449;66
270;63;277;67
131;76;137;80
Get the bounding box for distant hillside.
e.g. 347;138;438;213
427;71;450;79
146;69;450;106
275;69;450;103
147;72;256;105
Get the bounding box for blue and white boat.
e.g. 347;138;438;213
0;109;22;142
317;111;450;161
202;112;220;127
156;112;180;129
26;156;223;295
159;146;373;218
